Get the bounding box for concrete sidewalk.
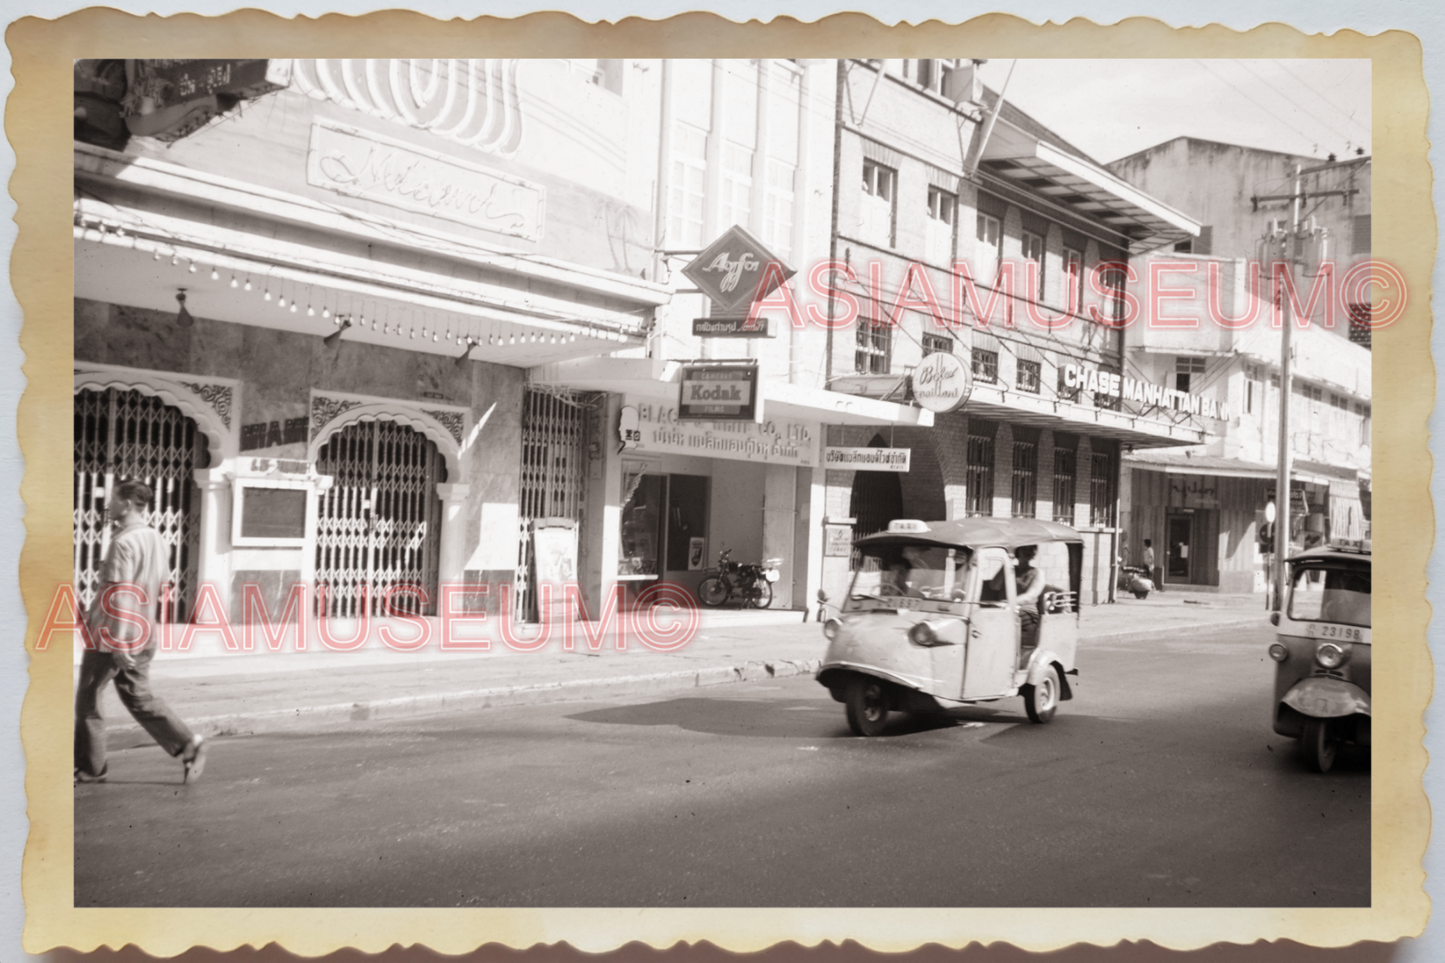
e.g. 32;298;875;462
93;592;1269;742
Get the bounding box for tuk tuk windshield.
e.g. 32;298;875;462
845;544;971;614
1288;562;1371;628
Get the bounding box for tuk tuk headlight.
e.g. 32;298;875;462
908;622;938;647
823;619;841;642
1268;643;1289;662
1315;642;1349;669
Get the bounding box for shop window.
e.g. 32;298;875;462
721;141;753;231
922;332;953;357
972;348;998;384
1097;263;1129;327
619;473;665;576
763;159;795;263
925;186;956;264
860;159;897;247
668;122;707;249
1089;451;1114;527
1175;356;1206;393
966;434;994;517
855;309;892;374
1356;403;1371;446
1011;441;1038;518
1052;448;1076;525
1017;359;1041;393
915;58;957;94
1021;229;1045;300
1245;364;1261;414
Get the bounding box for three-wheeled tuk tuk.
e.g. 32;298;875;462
1268;539;1371;772
817;518;1083;736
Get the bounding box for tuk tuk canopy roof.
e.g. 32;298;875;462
854;518;1084;552
1287;544;1371;566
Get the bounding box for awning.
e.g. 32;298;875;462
74;142;662;368
529;358;935;428
1124;450;1356;486
981;138;1201;255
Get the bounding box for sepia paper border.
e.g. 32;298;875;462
12;10;1433;956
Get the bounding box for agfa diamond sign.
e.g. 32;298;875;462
682;225;795;316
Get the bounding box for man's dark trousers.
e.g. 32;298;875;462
74;642;195;778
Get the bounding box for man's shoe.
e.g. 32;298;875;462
182;736;208;784
74;768;107;784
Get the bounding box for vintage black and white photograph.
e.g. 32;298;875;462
66;52;1378;913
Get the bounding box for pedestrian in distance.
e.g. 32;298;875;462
1143;538;1161;593
74;478;208;785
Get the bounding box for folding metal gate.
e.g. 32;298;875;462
315;420;445;617
516;389;590;620
73;388;206;622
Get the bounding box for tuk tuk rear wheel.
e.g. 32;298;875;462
1022;665;1060;723
1302;717;1339;773
845;677;890;737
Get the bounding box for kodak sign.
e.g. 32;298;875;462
677;363;760;422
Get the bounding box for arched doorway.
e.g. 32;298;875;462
315;419;446;617
73;387;209;622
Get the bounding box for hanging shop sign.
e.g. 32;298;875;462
121;60;293;141
682;225;795;316
911;351;972;414
824;447;912;473
691;316;775;338
1062;364;1231;420
677;363;759;422
622;397;819;468
307;119;546;240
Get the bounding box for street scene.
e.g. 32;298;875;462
70;58;1372;908
75;612;1368;908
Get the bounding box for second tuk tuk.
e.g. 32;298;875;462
817;518;1083;736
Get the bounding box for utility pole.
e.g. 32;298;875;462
1270;164;1302;611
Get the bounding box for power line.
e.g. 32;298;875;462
1230;61;1358;151
1191;60;1323;152
1271;61;1372;138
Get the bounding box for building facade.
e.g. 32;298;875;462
1106;138;1373;592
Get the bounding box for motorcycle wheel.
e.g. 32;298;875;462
750;579;774;609
1302;717;1339;773
698;577;728;607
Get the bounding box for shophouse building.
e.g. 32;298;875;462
1106;139;1373;592
811;59;1213;606
73;58;672;629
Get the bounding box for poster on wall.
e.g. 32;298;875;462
824;524;855;558
531;518;578;623
688;537;706;570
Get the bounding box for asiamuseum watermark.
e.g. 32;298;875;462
35;582;700;653
735;257;1408;332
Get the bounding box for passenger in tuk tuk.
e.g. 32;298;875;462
884;546;947;598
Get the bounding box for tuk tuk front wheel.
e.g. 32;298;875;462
845;677;890;737
1302;717;1339;773
1022;665;1060;723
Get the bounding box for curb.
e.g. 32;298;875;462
115;658;826;741
107;615;1265;741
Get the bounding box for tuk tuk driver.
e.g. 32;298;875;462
985;545;1047;644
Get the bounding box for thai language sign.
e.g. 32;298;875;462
306;119;545;240
824;447;911;472
623;398;818;467
1061;364;1231;421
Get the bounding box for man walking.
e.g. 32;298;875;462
75;478;207;784
1143;538;1161;593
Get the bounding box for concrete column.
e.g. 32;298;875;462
435;482;471;589
761;462;796;608
192;467;232;611
805;462;827;618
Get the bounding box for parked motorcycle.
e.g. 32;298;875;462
1118;562;1154;599
698;549;782;609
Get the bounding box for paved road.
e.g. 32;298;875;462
74;622;1368;907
